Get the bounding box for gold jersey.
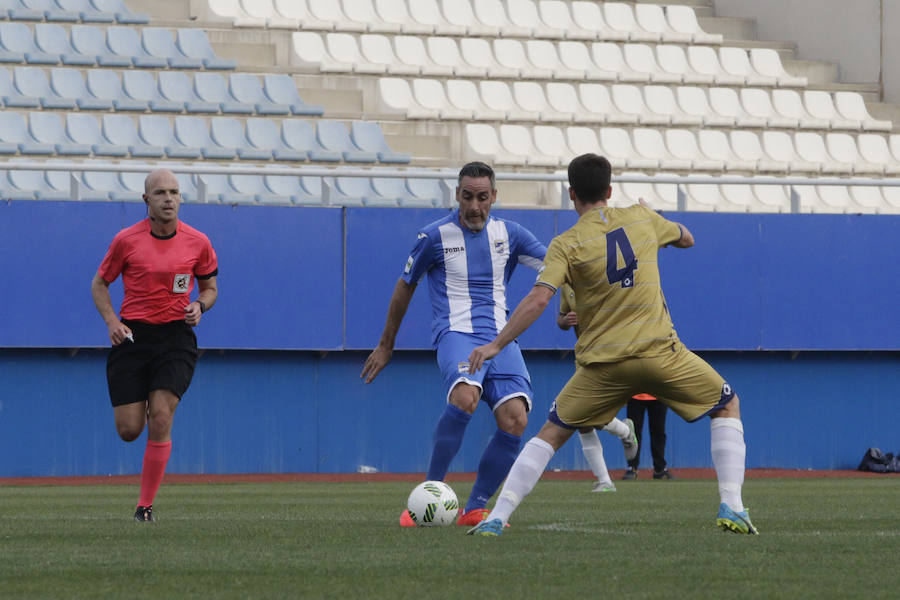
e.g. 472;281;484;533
537;204;683;365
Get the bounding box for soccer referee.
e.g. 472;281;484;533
90;169;218;522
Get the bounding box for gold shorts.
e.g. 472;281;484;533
553;343;734;428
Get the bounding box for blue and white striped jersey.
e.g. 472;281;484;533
401;210;547;346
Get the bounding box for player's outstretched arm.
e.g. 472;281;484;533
361;278;417;384
468;285;555;373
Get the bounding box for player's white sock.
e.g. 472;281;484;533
603;418;629;439
488;437;555;525
578;430;611;483
710;417;746;512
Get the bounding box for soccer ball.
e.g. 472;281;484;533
406;481;459;526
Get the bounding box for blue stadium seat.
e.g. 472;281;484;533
261;165;312;205
70;24;131;66
0;22;58;64
66;113;129;156
228;72;290;115
5;160;55;200
22;0;80;22
197;172;256;204
56;0;115;23
43;159;79;200
350;120;411;164
371;174;415;205
138;114;202;159
210;117;272;160
316;120;378;163
193;71;254;114
101;113;164;157
29;111;92;155
34;23;95;65
80;160;131;201
283;120;342;162
0;65;39;106
116;161;152;196
14;66;75;108
328;176;377;206
122;70;183;112
85;69;146;111
158;71;218;113
228;166;267;202
106;26;167;68
404;171;446;207
176;29;236;70
245;117;307;161
142;27;203;69
300;175;327;204
174;115;236;159
90;0;149;24
8;0;45;21
0;111;53;154
50;68;112;110
263;73;325;116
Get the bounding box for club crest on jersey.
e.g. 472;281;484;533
493;240;506;254
457;361;469;373
173;274;191;293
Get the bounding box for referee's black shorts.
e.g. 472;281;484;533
106;319;199;407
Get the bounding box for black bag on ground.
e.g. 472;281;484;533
857;447;900;473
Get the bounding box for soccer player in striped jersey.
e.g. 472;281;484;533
91;169;218;522
467;154;757;536
361;162;547;527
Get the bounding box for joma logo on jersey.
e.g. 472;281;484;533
444;246;465;255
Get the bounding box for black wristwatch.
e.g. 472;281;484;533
197;300;207;313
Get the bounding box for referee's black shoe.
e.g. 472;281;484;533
134;505;155;522
653;469;675;480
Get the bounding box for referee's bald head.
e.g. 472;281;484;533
144;169;178;195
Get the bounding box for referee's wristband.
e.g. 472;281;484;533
197;300;207;314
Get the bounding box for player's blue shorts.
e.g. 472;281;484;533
435;331;533;412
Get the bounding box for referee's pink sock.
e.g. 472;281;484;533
138;440;172;508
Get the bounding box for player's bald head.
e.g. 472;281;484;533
144;169;179;194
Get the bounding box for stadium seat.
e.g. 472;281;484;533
42;159;81;200
579;82;637;124
558;41;615;81
848;180;887;213
603;2;660;43
684;175;723;212
328;175;372;206
644;85;702;127
139;115;202;159
708;87;767;128
513;81;570;122
473;0;531;38
228;167;268;203
176;29;236;70
697;129;756;172
142;27;204;69
91;0;150;24
740;88;799;129
618;171;664;208
268;0;330;31
262;74;324;116
193;71;254;114
834;92;892;132
375;78;435;119
687;46;743;86
507;0;565;39
570;1;627;42
0;110;52;154
729;130;789;172
310;0;367;32
359;34;419;76
664;129;724;171
526;39;583;80
174;116;236;159
771;89;830;130
427;36;485;78
34;23;95;65
611;83;669;126
564;125;601;158
656;44;713;85
622;43;679;84
814;185;852;213
5;159;63;200
283;119;343;161
316;119;377;162
228;72;290;115
326;32;387;74
122;70;183;112
14;65;75;108
465;123;510;164
441;0;498;37
825;132;882;175
597;127;656;169
158;71;217;113
86;69;146;111
532;125;571;164
412;77;470;120
245;117;307;161
460;37;516;78
494;38;554;79
719;47;777;87
592;42;649;83
106;26;167;68
760;131;818;173
210;116;272;160
343;0;400;34
634;127;691;170
404;169;447;206
101;113;164;157
750;48;807;88
261;164;314;205
197;172;254;204
496;124;557;166
29;111;91;155
50;67;111;110
793;131;852;174
407;0;465;36
66;113;128;157
393;35;453;77
545;82;593;123
9;0;48;22
0;65;40;107
856;133;900;174
665;5;722;45
720;181;760;212
56;0;115;23
0;22;57;64
373;0;433;35
803;90;860;130
70;24;131;66
676;86;734;127
479;80;538;121
538;1;596;41
115;161;152;197
226;0;268;28
634;4;692;44
290;31;351;73
369;174;414;206
752;182;792;213
446;78;505;120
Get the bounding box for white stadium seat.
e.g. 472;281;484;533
427;36;485;78
644;85;703;127
676;86;735;127
771;89;830;130
580;83;638;125
623;43;681;84
834;92;892;132
603;2;660;43
665;5;723;44
592;42;650;83
558;41;616;81
740;88;799;129
803;90;860;130
513;81;570;122
611;83;669;126
446;79;506;120
360;34;419;76
687;46;744;86
793;132;852;174
750;48;807;87
634;4;692;44
538;1;596;41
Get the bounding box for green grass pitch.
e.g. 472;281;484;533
1;478;899;599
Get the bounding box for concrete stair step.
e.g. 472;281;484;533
698;15;756;41
783;59;840;86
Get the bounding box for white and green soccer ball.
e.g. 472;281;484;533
406;481;459;526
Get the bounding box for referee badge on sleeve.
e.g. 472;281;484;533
173;274;191;293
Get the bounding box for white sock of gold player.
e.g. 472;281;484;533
603;417;629;439
710;417;746;512
488;437;555;525
578;430;611;483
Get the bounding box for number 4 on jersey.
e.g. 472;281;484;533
606;228;637;288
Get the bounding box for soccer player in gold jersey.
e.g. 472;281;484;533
466;153;757;536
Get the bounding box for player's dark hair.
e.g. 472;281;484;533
567;154;612;204
458;161;496;189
